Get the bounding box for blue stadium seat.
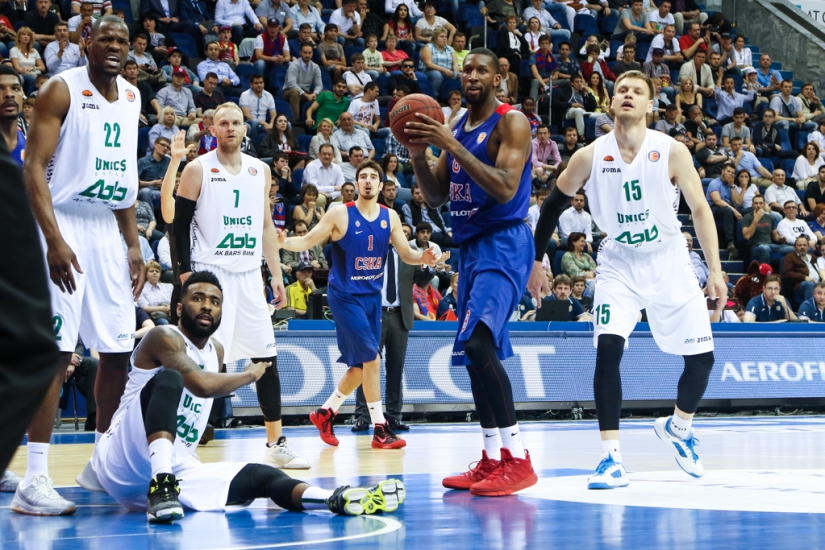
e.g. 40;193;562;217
459;4;484;27
795;130;810;150
585;117;596;142
552;5;570;30
373;138;385;158
321;71;332;91
376;73;391;96
635;42;650;63
138;126;151;159
440;78;462;101
344;46;362;66
519;59;532;79
236;63;260;89
418;73;435;97
758;157;775;173
600;14;619;35
321;0;335;9
171;33;199;60
703;97;718;119
293;168;304;188
552;251;564;276
112;0;133;22
270;65;288;95
274;98;295;120
297;134;312;152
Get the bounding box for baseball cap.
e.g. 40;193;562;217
759;263;773;276
166;47;180;58
720;32;731;38
172;66;187;76
742;67;757;75
651;47;664;55
267;17;281;26
297;261;313;272
219;24;231;31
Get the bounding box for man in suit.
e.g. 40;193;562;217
497;57;519;106
140;0;191;34
352;244;416;432
281;221;329;270
782;235;820;303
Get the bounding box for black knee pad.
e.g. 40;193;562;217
463;324;493;373
252;356;281;422
594;334;626;432
676;351;714;414
141;369;185;437
226;464;304;510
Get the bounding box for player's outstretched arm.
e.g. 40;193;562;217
173;159;204;283
160;129;188;224
388;209;442;267
261;165;286;309
528;145;593;304
671;139;725;314
139;326;267;398
22;76;81;293
278;204;343;251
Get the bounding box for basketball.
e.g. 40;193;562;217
388;94;445;148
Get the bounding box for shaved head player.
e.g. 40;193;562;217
404;48;539;497
530;70;724;489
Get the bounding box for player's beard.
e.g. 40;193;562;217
179;307;222;338
464;82;492;106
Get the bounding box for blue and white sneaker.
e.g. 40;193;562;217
654;416;704;478
587;455;629;490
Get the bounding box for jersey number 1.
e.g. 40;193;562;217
367;235;373;251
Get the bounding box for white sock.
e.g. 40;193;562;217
601;439;622;463
94;431;103;444
481;428;502;460
367;401;386;425
148;439;174;479
23;442;50;487
300;486;333;511
499;424;525;459
669;414;692;439
322;389;348;413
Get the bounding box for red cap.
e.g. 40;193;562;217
172;66;187;76
759;263;773;276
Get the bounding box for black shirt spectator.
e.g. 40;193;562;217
194;86;227;113
695;134;728;178
25;4;60;43
138;150;171;182
389;65;421;95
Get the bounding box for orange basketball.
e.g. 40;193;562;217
388;93;445;149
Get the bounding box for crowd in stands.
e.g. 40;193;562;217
5;0;824;324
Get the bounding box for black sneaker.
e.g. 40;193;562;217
325;479;406;516
147;473;184;523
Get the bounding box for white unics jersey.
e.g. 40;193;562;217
191;150;267;272
584;129;682;251
120;326;219;458
47;67;140;210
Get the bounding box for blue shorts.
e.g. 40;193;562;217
453;223;534;366
327;286;382;367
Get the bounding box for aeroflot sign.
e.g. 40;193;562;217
721;362;825;382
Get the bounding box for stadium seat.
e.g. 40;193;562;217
574;15;598;39
138;126;151;158
321;71;332;91
171;33;200;60
635;42;650;63
459;4;484;27
440;78;462;101
344;46;362;66
270;65;288;96
374;138;386;158
376;73;391;96
274;99;295;120
758;157;775;173
297;134;312;152
236;63;260;90
795;130;810;150
600;14;619;35
112;0;133;22
293;168;304;188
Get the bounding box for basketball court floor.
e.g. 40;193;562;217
3;416;825;549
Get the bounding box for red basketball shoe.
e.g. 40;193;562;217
442;450;502;490
371;423;406;449
309;408;339;446
469;448;538;497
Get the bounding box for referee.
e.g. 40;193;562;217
0;135;59;473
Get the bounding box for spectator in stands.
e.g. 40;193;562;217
655;104;685;134
743;274;794;322
318;24;347;81
292;0;324;41
252;18;290;75
648;0;674;31
532;124;561;184
282;43;322;121
45;23;86;75
356;0;384;41
496;15;528;77
612;0;653;41
385;0;422;17
385;131;411;172
308;117;343;162
339;146;364;182
756;53;783;94
771;79;816;133
552;42;579;83
239;74;277;131
436;272;459;320
362;34;385;79
214;26;239;67
161;49;200;94
777;200;815;246
137;260;173;323
330;0;364;47
792;142;825;190
442;89;467;124
383;5;415;55
678;49;713;98
555;73;597;139
303;145;343;207
213;0;262;46
306;78;350;130
11;27;45;94
561;232;596;291
154;67;200;127
523;0;568;39
419;27;458;97
529;34;557;101
805;166;825;212
260;114;303;167
527;187;549;230
683;231;709;288
256;0;293;31
675;77;701;122
72;0;111;16
293;183;327;228
402;184;453;247
798;281;825;322
415;0;453;43
741;67;767;102
347;81;382;135
147;107;180;154
412;266;441;321
334;111;374;160
523;20;551;57
782;235;820;302
285;262;316;316
559;126;582;160
26;0;59;46
685;105;710;150
135;199;163;255
585;72;610;115
705;162;741;255
720;108;753;151
283;221;329;269
344;54;373;98
193;74;226;117
713;73;754;126
141;14;172;63
752;109;793;160
127;32;163;85
594;109;614;138
671;2;707;36
545;274;588;321
735;169;760;211
389;62;419;96
766;170;808;216
378;176;405;217
728;136;773;188
613;44;642;77
495;57;518;105
647;25;682;68
643;48;671;96
381;35;409;73
742;195;794;264
138;136;171;207
731;35;753;69
558;190;593;251
197;42;242;96
327;181;357;209
68;2;94;45
122;60;154;127
798;82;825;125
677;22;708;61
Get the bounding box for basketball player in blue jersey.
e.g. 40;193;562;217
530;71;725;489
277;161;440;449
403;48;538;497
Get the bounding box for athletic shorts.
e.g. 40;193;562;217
93;386;246;512
593;238;714;355
191;263;277;362
41;205;135;353
453;223;534;366
326;286;381;367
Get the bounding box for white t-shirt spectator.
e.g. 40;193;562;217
764;183;801;208
347;96;380;126
777;218;816;244
739;184;759;210
415;16;448;41
646;33;680;63
647;10;674;31
9;47;41;73
239;88;276;122
344;69;372;99
328;8;360;35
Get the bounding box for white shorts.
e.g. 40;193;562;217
191;262;277;362
42;205;135;353
593;238;714;356
93;390;246;512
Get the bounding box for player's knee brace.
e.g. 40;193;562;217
463;324;495;374
463;323;517;428
140;369;185;437
252;357;281;422
676;351;714;414
226;464;304;510
594;335;626;432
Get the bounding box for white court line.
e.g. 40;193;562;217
212;516;402;549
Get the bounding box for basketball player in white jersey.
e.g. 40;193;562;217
173;102;309;469
16;16;144;515
530;70;725;489
94;270;405;523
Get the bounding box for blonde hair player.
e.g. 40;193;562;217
172;102;310;469
529;70;725;489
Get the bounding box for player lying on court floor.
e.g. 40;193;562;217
91;271;406;523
